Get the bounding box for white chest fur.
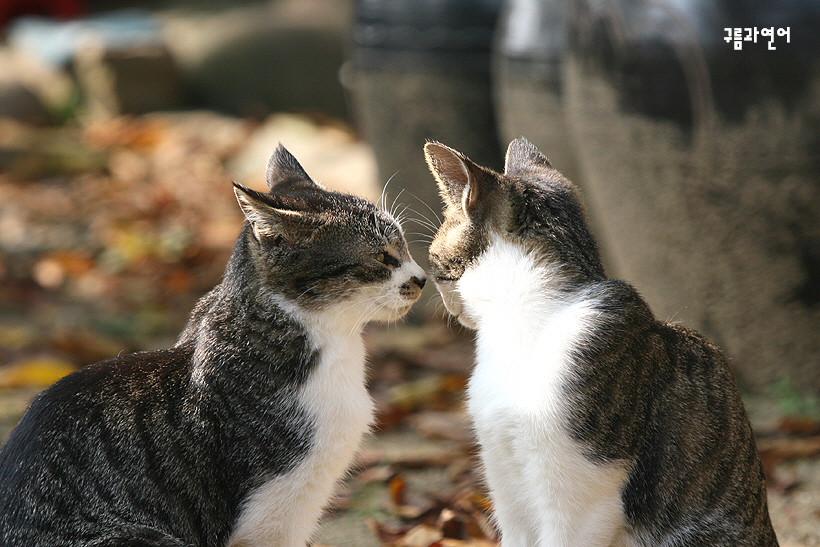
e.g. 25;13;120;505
459;236;630;547
227;327;373;547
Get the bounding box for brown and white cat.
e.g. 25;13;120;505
0;145;426;547
425;137;777;546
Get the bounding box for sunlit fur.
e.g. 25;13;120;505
425;138;777;547
0;145;426;547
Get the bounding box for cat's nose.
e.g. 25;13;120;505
411;276;426;289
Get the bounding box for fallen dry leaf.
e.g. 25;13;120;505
366;518;409;544
777;417;820;437
408;410;473;444
0;356;77;388
397;524;443;547
389;474;407;507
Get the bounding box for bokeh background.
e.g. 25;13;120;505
0;0;819;544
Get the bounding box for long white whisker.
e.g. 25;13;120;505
379;170;401;211
400;188;443;225
405;231;434;240
389;188;408;224
403;214;439;232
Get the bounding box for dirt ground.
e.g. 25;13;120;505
0;111;819;546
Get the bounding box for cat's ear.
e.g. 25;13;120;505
265;144;320;192
504;137;552;176
424;141;480;215
233;182;322;243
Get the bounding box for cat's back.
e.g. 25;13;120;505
0;345;201;544
0;344;193;470
577;284;777;544
621;320;775;542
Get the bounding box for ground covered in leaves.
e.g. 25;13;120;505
1;112;820;546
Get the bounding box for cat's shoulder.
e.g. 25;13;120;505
587;279;732;371
656;321;737;385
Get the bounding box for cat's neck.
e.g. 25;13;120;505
178;235;368;390
459;233;599;332
189;232;369;343
463;234;602;412
262;289;370;341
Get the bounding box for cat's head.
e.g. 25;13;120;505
425;137;604;328
232;145;425;327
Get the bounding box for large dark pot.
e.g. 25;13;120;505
493;0;580;182
344;0;504;273
562;0;820;391
493;0;615;265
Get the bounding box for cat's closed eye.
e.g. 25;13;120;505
374;252;401;268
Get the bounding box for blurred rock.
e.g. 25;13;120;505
160;0;353;120
8;10;184;117
565;0;820;392
72;43;184;118
0;46;74;124
228;112;379;200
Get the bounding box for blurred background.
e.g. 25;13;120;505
0;0;819;544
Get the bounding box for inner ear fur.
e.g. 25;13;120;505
424;141;481;215
233;182;324;243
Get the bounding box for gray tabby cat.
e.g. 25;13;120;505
0;145;426;547
425;137;777;546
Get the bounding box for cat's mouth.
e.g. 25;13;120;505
374;265;426;321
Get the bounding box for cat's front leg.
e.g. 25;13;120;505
475;432;539;547
487;477;538;547
225;472;324;547
534;512;626;547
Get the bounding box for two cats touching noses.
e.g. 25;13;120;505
0;138;778;546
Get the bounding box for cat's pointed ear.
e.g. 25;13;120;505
265;144;320;192
504;137;552;176
424;141;480;215
233;182;321;242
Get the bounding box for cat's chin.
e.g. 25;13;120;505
368;299;418;323
435;282;476;329
455;314;477;329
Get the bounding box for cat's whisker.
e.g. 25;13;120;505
388;186;407;221
378;170;400;211
404;217;439;234
393;204;414;231
405;231;434;240
400;189;443;225
401;201;440;227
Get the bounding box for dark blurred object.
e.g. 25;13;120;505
175;0;354;121
190;26;348;121
0;0;84;29
550;0;820;391
72;43;183;118
344;0;504;270
493;0;615;265
493;0;580;182
0;84;52;125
